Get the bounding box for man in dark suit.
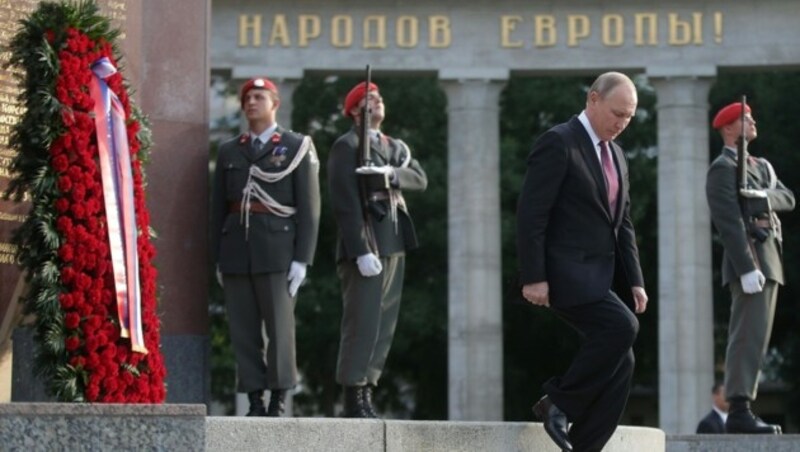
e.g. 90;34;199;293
706;101;794;434
516;72;648;452
696;382;729;433
210;77;321;416
328;81;427;418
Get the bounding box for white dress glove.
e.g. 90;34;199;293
216;265;223;288
287;261;307;297
356;165;395;177
356;253;383;277
740;269;766;294
739;189;768;199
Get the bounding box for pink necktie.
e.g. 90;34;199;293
600;141;619;215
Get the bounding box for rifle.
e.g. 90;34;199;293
361;64;373;168
735;95;769;255
736;95;747;193
356;65;380;255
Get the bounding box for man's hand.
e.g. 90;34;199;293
356;165;394;177
356;253;383;277
739;189;767;199
287;261;307;297
740;269;766;294
632;286;648;314
522;281;550;307
216;265;223;288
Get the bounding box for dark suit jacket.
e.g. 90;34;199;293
211;127;321;274
517;116;644;308
328;128;427;261
696;409;726;434
706;147;795;286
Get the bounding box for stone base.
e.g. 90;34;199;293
10;328;209;405
668;435;800;452
206;417;665;452
0;403;206;450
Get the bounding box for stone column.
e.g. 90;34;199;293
138;0;211;405
648;67;716;434
440;69;507;421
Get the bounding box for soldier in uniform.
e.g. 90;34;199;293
706;101;794;434
211;77;321;416
328;81;427;418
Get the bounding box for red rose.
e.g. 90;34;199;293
59;244;74;262
86;383;100;401
64;312;81;329
65;336;80;351
57;176;72;192
52;155;69;172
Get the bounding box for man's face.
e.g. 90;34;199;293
243;89;279;124
728;113;758;142
352;91;385;124
587;84;638;142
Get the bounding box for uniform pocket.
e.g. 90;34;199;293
268;216;295;233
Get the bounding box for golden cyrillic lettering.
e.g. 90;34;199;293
534;15;556;47
396;16;419;48
429;15;451;48
238;14;261;47
363;15;387;49
298;14;321;47
269;14;291;47
501;15;524;48
634;13;657;45
331;15;353;47
668;13;692;45
567;15;590;47
602;14;624;47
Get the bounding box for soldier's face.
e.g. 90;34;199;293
357;91;385;124
244;89;279;124
732;114;758;141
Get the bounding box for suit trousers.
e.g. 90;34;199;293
336;255;405;386
725;279;778;401
545;291;639;452
223;272;298;392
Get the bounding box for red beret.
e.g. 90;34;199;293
240;77;278;108
344;82;379;117
712;102;751;129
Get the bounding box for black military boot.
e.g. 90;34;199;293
266;389;286;417
725;397;780;434
246;390;267;416
343;386;371;418
362;385;379;419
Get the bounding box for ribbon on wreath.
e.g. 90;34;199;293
89;57;147;354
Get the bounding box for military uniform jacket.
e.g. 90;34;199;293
211;127;321;274
328;128;427;261
706;147;795;286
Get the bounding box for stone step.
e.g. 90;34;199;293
668;434;800;452
206;417;665;452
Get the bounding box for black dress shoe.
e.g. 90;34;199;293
726;408;780;434
533;395;573;452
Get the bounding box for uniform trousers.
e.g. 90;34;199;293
223;272;297;392
336;254;405;386
725;279;778;401
545;291;639;452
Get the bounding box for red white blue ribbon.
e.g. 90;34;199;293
89;57;147;354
